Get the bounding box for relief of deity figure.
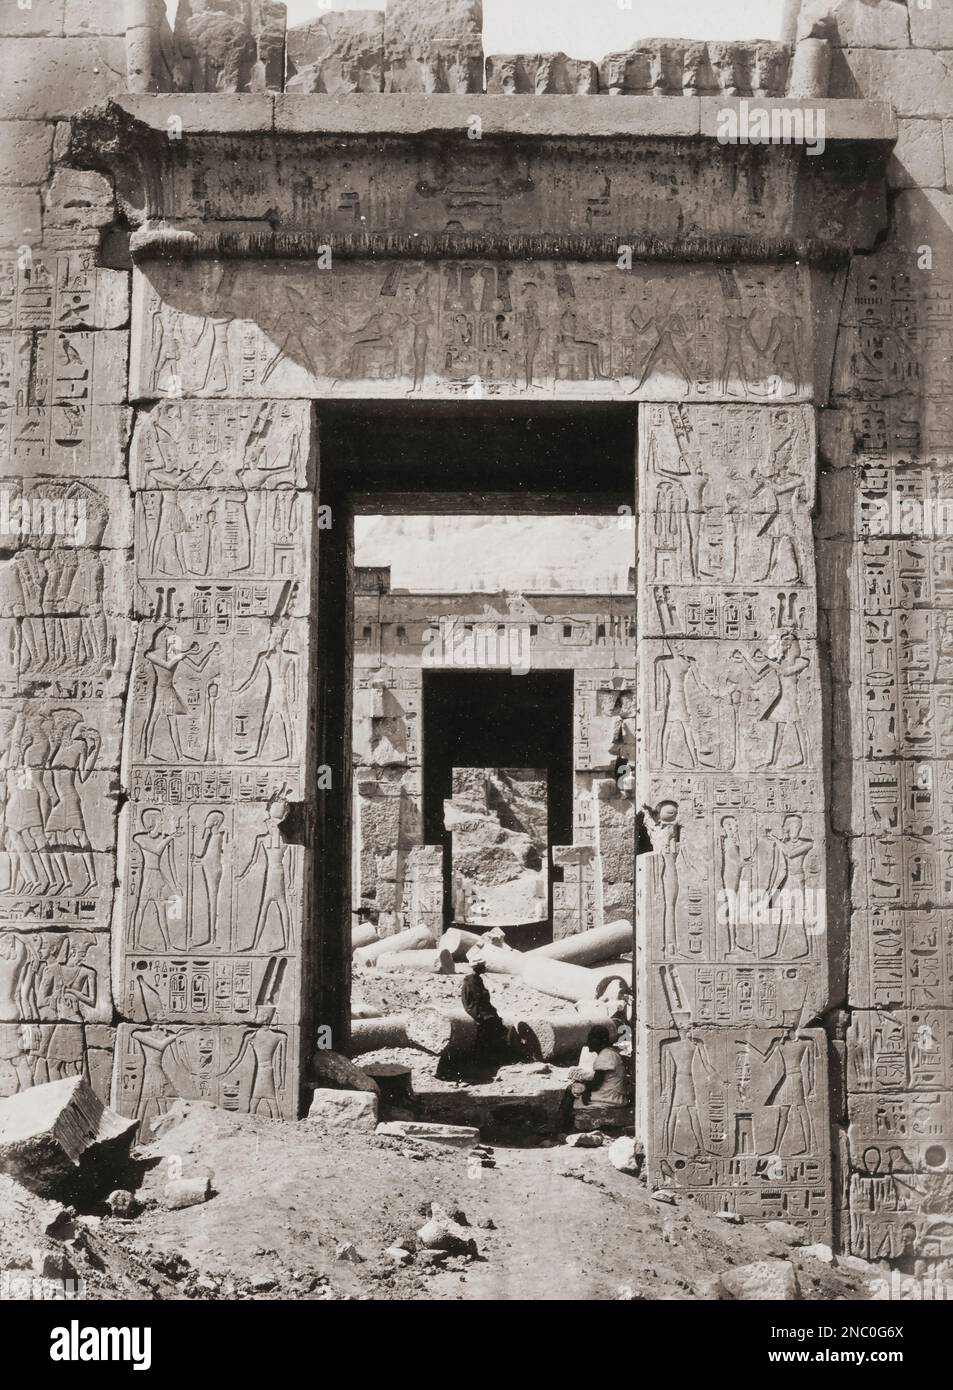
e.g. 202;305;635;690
660;1014;721;1158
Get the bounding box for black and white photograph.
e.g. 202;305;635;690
0;0;949;1351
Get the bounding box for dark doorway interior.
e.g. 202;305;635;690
422;670;574;936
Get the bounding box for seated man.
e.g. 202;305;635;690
460;958;508;1057
560;1025;632;1132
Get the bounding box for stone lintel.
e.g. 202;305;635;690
97;91;895;142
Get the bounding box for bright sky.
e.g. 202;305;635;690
169;2;786;60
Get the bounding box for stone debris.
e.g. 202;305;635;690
307;1090;379;1134
800;1243;835;1264
719;1260;800;1301
335;1242;363;1263
105;1189;138;1218
416;1202;479;1258
714;1211;744;1225
0;1077;137;1200
162;1172;213;1211
607;1136;643;1176
564;1131;605;1148
764;1221;807;1247
376;1121;480;1148
312;1051;381;1095
651;1189;676;1205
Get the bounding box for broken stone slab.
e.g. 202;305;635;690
607;1135;642;1175
348;1015;411;1055
355;924;435;966
485;52;598;95
801;1242;834;1264
104;1189;137;1218
530;920;632;966
307;1089;378;1134
377;1121;480;1149
286;8;383;95
719;1260;800;1300
312;1050;380;1095
376;948;455;974
714;1210;744;1224
162;1173;213;1210
0;1077;136;1200
383;0;483;95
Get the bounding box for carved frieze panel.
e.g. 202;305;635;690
646;1021;831;1238
133;489;312;618
0;254;129;332
129;616;307;771
849;908;953;1011
0;929;110;1023
640;638;822;777
115;1020;296;1137
130;261;814;402
573;670;636;773
0;331;129;476
639;403;817;637
123;797;302;961
130;399;314;489
0;1021;114;1101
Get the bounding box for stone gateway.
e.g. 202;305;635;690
0;0;950;1275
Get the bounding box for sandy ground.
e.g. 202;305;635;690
2;1100;879;1303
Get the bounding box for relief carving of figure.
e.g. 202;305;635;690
661;1014;720;1157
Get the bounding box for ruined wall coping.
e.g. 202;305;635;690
113;91;896;142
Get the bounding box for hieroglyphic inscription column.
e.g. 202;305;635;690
114;353;317;1133
0;250;132;1104
636;403;831;1238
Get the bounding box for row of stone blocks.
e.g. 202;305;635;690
127;1;820;98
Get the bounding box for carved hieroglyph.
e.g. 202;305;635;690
130;261;814;403
637;404;830;1235
826;215;953;1264
116;400;317;1124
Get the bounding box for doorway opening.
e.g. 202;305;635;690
313;408;637;1139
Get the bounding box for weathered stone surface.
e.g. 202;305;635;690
177;0;257;94
447;768;548;927
0;38;127;119
163;1172;213;1208
383;0;483;95
131;261;816;405
378;1120;479;1147
829;47;953;116
908;5;953;49
307;1087;378;1133
0;2;65;38
720;1259;800;1300
247;1;286;93
0;121;54;185
0;1076;136;1197
115;1022;297;1137
799;0;912;48
485;54;598;96
887;118;947;188
286;9;383;95
0;1024;114;1102
0;932;112;1023
607;1135;642;1174
312;1051;379;1094
601;39;791;96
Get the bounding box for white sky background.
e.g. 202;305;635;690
355;515;635;593
168;3;786;57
